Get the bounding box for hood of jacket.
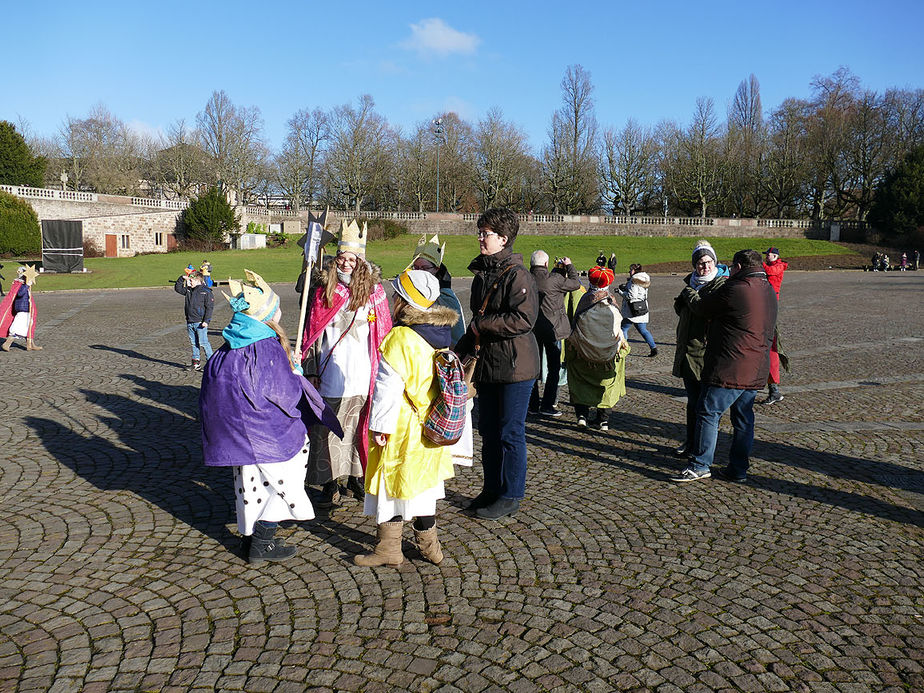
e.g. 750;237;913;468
630;272;650;288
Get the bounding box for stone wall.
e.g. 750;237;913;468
81;212;182;257
393;218;829;240
11;190;843;258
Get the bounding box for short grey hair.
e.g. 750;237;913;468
531;250;549;267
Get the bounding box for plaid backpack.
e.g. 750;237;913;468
420;349;468;445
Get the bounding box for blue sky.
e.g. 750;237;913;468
6;0;923;152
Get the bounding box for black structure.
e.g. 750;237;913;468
41;220;84;273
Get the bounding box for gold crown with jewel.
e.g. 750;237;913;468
410;234;445;269
223;269;280;323
338;219;367;257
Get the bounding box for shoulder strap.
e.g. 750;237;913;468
477;265;516;316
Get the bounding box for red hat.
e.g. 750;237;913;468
589;265;615;288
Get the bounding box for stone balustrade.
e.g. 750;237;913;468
2;184;97;202
130;197;189;210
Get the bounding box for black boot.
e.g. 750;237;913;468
248;521;296;563
314;480;341;508
346;475;365;501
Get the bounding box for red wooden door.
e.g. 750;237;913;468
105;234;117;258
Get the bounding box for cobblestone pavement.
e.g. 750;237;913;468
1;270;922;692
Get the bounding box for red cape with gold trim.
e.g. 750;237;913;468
0;279;37;340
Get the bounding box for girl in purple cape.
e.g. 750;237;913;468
200;270;342;563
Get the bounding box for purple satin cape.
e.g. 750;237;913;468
200;337;343;467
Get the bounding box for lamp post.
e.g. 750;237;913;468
663;196;668;221
432;118;444;213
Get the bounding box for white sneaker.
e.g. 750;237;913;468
669;467;711;482
577;416;587;428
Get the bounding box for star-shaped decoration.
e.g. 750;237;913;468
21;264;39;286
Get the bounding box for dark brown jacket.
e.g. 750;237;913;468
532;263;582;341
455;248;539;384
683;268;777;390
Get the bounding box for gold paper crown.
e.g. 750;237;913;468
338;219;367;257
223;269;280;323
411;234;445;269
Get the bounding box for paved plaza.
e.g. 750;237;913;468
1;269;922;692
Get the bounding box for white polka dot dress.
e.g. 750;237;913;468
233;435;314;536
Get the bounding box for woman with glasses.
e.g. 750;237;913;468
671;240;729;457
454;208;539;520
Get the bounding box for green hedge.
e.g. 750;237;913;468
0;190;41;255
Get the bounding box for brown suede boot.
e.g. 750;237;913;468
414;526;444;565
26;339;42;351
354;520;404;567
1;337;12;352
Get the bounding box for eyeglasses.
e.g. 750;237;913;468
696;259;715;267
477;230;499;240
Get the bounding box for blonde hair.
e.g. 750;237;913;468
265;320;294;367
321;256;374;311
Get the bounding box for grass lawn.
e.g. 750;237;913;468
9;235;857;291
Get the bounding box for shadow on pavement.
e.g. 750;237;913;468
90;344;184;369
526;410;924;527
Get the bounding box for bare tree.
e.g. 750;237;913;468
664;98;725;218
153;120;211;199
396;123;432;212
472;108;531;210
434;112;475;212
196;90;269;203
762;99;810;217
842;90;891;219
726;74;766;216
57;104;147;194
323;95;394;213
275;108;328;211
541;65;600;213
804;67;861;218
600;119;659;215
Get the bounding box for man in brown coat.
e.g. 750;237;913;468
670;249;777;483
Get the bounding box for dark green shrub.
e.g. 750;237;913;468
0;190;41;255
360;218;407;241
869;145;924;238
181;187;240;246
0;121;46;188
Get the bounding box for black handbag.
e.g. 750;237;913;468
628;299;648;317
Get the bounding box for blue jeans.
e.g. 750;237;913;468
690;386;757;475
476;379;533;500
186;322;214;361
621;319;656;349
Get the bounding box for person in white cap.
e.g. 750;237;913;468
301;219;392;508
354;269;458;567
670;240;729;456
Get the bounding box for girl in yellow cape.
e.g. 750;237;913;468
354;269;458;567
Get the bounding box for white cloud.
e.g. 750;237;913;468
401;18;480;58
126;119;164;141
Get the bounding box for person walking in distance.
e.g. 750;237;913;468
528;250;581;417
670;250;777;483
617;264;658;357
761;247;788;405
